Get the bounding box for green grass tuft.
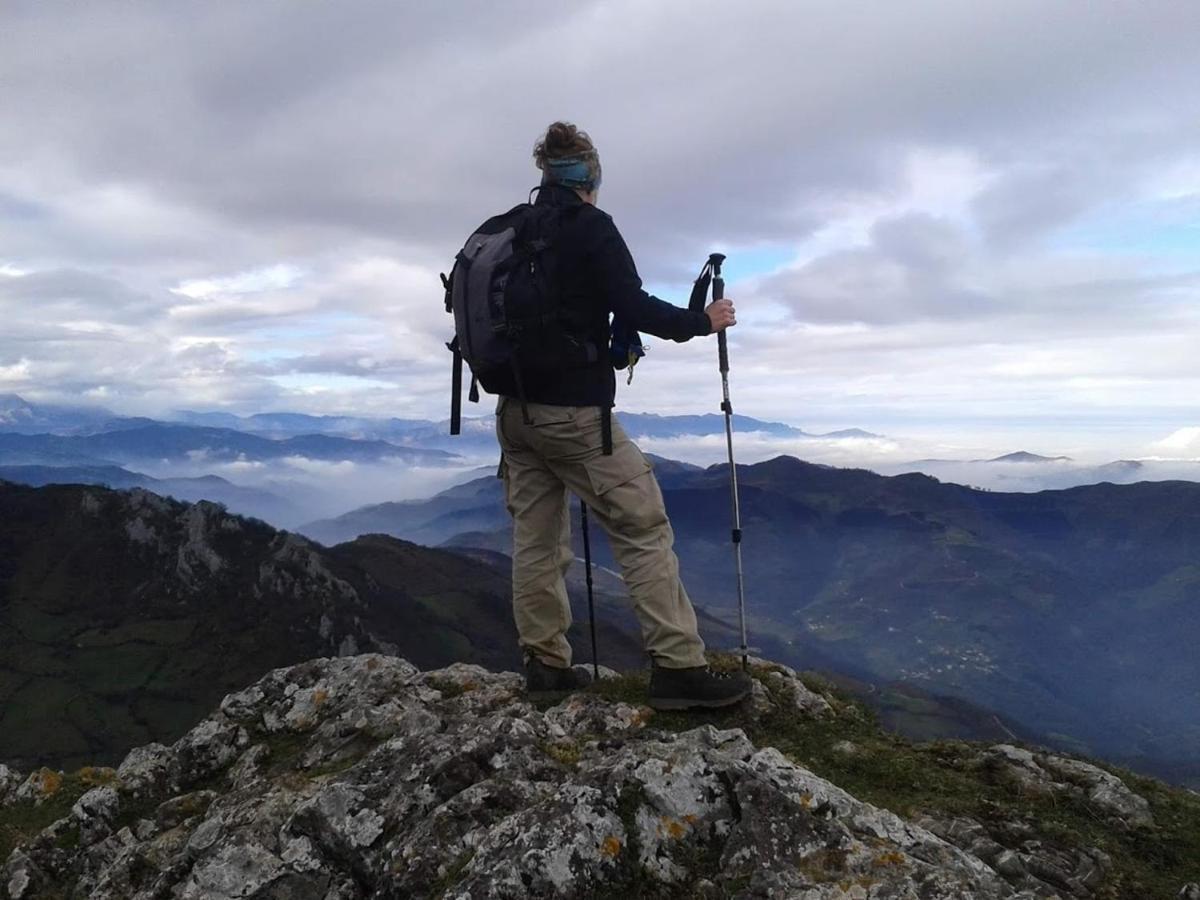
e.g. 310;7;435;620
430;848;476;899
425;676;468;699
0;770;92;863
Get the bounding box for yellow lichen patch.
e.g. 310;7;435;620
600;835;622;858
460;681;478;692
366;657;380;670
834;875;877;895
76;766;118;788
662;817;687;839
312;688;329;707
631;707;654;727
33;768;63;797
797;848;851;882
799;792;813;809
542;741;581;767
872;850;906;868
682;814;698;825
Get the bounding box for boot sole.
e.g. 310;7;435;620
648;692;751;711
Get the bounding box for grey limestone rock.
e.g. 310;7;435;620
749;655;835;717
0;653;1157;899
71;786;120;845
2;852;40;900
917;812;1113;898
116;742;173;798
985;743;1153;828
0;766;20;806
175;501;228;582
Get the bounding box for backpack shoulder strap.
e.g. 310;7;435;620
473;202;532;235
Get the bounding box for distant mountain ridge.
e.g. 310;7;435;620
0;393;119;434
0;423;456;466
893;453;1177;492
0;464;301;522
987;451;1073;463
7;392;1200;498
0;393;869;447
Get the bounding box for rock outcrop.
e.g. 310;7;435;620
0;655;1181;899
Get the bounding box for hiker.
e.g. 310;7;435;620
491;121;753;709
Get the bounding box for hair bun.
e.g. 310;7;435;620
534;121;596;169
546;122;575;152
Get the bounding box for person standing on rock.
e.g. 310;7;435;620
490;121;753;709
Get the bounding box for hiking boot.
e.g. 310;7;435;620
525;657;593;698
648;664;753;710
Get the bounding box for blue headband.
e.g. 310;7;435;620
543;154;601;191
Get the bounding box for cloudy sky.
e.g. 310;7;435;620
2;1;1199;461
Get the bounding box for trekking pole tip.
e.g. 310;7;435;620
708;252;726;268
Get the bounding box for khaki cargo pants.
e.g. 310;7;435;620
496;397;708;670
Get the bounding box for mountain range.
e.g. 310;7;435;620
0;479;764;771
0;394;898;528
1;478;1038;774
886;454;1178;493
6;393;1198;502
0;423;456;467
1;393;873;439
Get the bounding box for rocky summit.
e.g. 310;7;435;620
1;655;1197;899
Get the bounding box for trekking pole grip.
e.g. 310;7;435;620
709;253;729;374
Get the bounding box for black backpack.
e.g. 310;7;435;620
443;201;612;446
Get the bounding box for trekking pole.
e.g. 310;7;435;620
690;253;749;671
580;499;600;680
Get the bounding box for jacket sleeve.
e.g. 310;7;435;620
589;214;712;342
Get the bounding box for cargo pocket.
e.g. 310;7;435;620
585;440;653;496
585;440;662;535
529;404;577;428
529;404;591;461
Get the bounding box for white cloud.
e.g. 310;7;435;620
279;456;358;476
0;1;1198;454
0;358;32;383
172;264;304;299
1151;427;1200;457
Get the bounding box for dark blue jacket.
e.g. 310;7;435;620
489;184;711;407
